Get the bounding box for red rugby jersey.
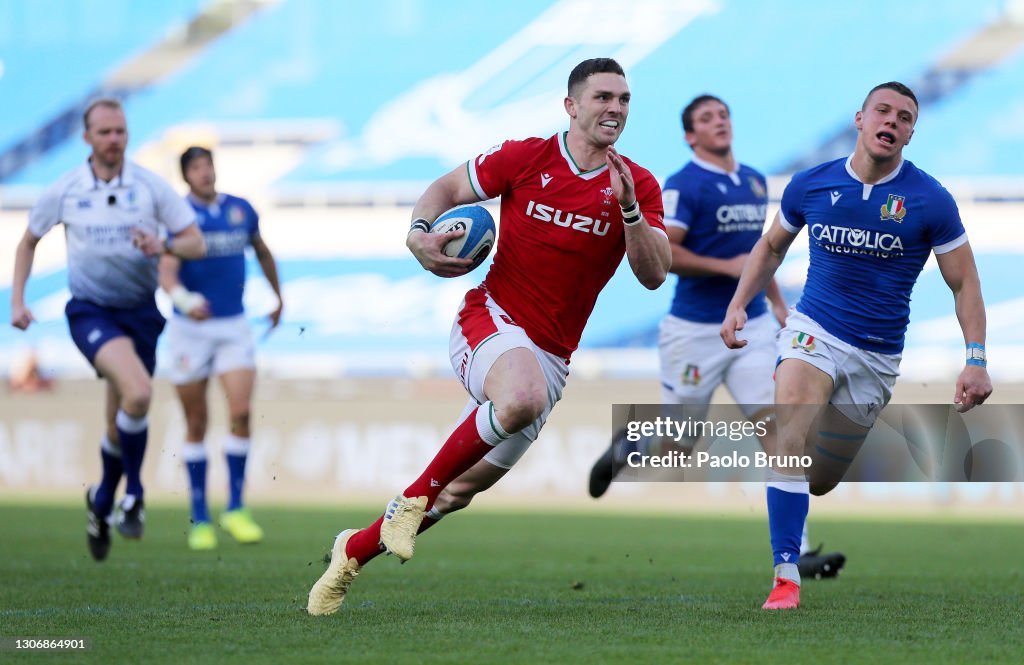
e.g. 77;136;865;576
466;132;665;358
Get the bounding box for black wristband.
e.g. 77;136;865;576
409;218;431;235
620;200;641;226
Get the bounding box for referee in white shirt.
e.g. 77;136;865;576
9;98;206;562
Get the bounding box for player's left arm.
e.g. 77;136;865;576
607;148;670;290
935;241;992;411
251;234;283;328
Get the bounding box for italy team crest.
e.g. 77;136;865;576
748;176;766;199
791;333;816;352
681;364;701;386
880;194;907;222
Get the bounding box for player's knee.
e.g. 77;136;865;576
229;410;251;437
774;431;805;458
122;385;152;416
494;387;546;433
185;413;208;440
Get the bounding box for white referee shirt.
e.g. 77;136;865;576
28;160;197;308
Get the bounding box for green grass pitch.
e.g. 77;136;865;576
1;502;1021;664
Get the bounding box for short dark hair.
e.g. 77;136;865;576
83;97;123;130
567;58;625;98
681;94;729;134
862;82;919;112
180;146;213;179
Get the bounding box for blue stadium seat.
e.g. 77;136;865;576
279;0;1005;184
910;48;1024;176
0;0;205;155
4;0;1011;185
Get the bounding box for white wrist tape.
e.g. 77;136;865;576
170;286;206;313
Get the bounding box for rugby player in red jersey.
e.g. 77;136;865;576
308;58;671;615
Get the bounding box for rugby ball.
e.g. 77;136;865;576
430;204;496;271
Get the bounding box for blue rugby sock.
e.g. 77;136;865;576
116;409;148;500
224;435;250;511
94;435;123;517
766;470;809;572
183;441;210;524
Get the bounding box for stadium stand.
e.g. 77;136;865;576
1;0;1023;383
785;10;1024;173
0;0;208;180
3;0;1016;189
911;47;1024;177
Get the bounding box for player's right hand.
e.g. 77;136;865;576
131;227;165;257
10;302;35;330
406;228;474;278
720;306;748;349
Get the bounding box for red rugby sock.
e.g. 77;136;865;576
345;514;442;566
402;405;502;506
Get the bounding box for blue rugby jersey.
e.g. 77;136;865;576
780;156;966;354
663;157;769;323
178;193;260;318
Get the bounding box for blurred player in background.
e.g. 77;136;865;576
160;146;283;551
588;94;845;580
7;348;54;394
722;82;992;609
308;57;672;615
9;98;205;561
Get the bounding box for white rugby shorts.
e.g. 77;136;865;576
448;286;569;469
659;312;776;417
166;314;256;385
776;309;901;428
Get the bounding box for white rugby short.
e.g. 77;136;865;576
659;312;776;417
448;286;569;469
166;314;256;385
776;310;901;428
